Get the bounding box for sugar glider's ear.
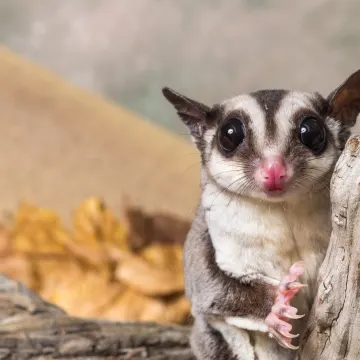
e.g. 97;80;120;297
327;69;360;127
162;87;213;147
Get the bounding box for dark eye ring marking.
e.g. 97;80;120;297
218;117;245;154
298;116;327;154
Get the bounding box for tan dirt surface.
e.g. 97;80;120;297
0;46;200;222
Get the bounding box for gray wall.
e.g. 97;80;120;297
0;0;360;135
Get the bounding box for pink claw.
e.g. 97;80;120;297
269;329;300;350
287;282;307;290
272;304;305;320
265;261;307;350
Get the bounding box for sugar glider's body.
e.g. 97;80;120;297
162;70;360;359
187;187;330;359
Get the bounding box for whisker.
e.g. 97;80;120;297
299;174;331;191
180;161;202;177
209;177;245;210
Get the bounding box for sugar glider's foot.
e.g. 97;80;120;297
265;261;307;350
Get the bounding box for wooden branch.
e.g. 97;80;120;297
300;135;360;359
0;274;194;359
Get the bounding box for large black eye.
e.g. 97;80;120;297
299;117;326;154
218;118;245;153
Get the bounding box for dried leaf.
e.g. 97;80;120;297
115;244;184;296
37;257;123;318
141;243;183;269
100;288;190;324
71;197;130;265
0;253;35;289
124;206;190;250
10;203;68;254
159;296;191;324
0;197;190;325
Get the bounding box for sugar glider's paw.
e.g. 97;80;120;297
265;261;306;350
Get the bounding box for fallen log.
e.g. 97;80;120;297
0;274;194;359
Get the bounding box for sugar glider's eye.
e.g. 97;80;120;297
299;117;326;154
218;118;245;153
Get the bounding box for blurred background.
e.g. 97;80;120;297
1;0;360;134
0;0;359;326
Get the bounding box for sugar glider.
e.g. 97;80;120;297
162;69;360;360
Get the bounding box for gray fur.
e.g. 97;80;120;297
185;206;297;360
184;206;275;319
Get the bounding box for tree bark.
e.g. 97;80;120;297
0;274;194;359
300;135;360;360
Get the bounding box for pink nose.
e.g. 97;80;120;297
260;156;287;192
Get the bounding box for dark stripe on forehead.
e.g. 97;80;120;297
308;92;329;116
207;107;260;168
250;89;289;139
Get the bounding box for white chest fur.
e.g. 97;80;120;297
202;182;331;297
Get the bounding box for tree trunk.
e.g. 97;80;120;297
299;135;360;359
0;274;194;359
2;136;360;360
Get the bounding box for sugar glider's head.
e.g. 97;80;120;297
162;69;360;202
